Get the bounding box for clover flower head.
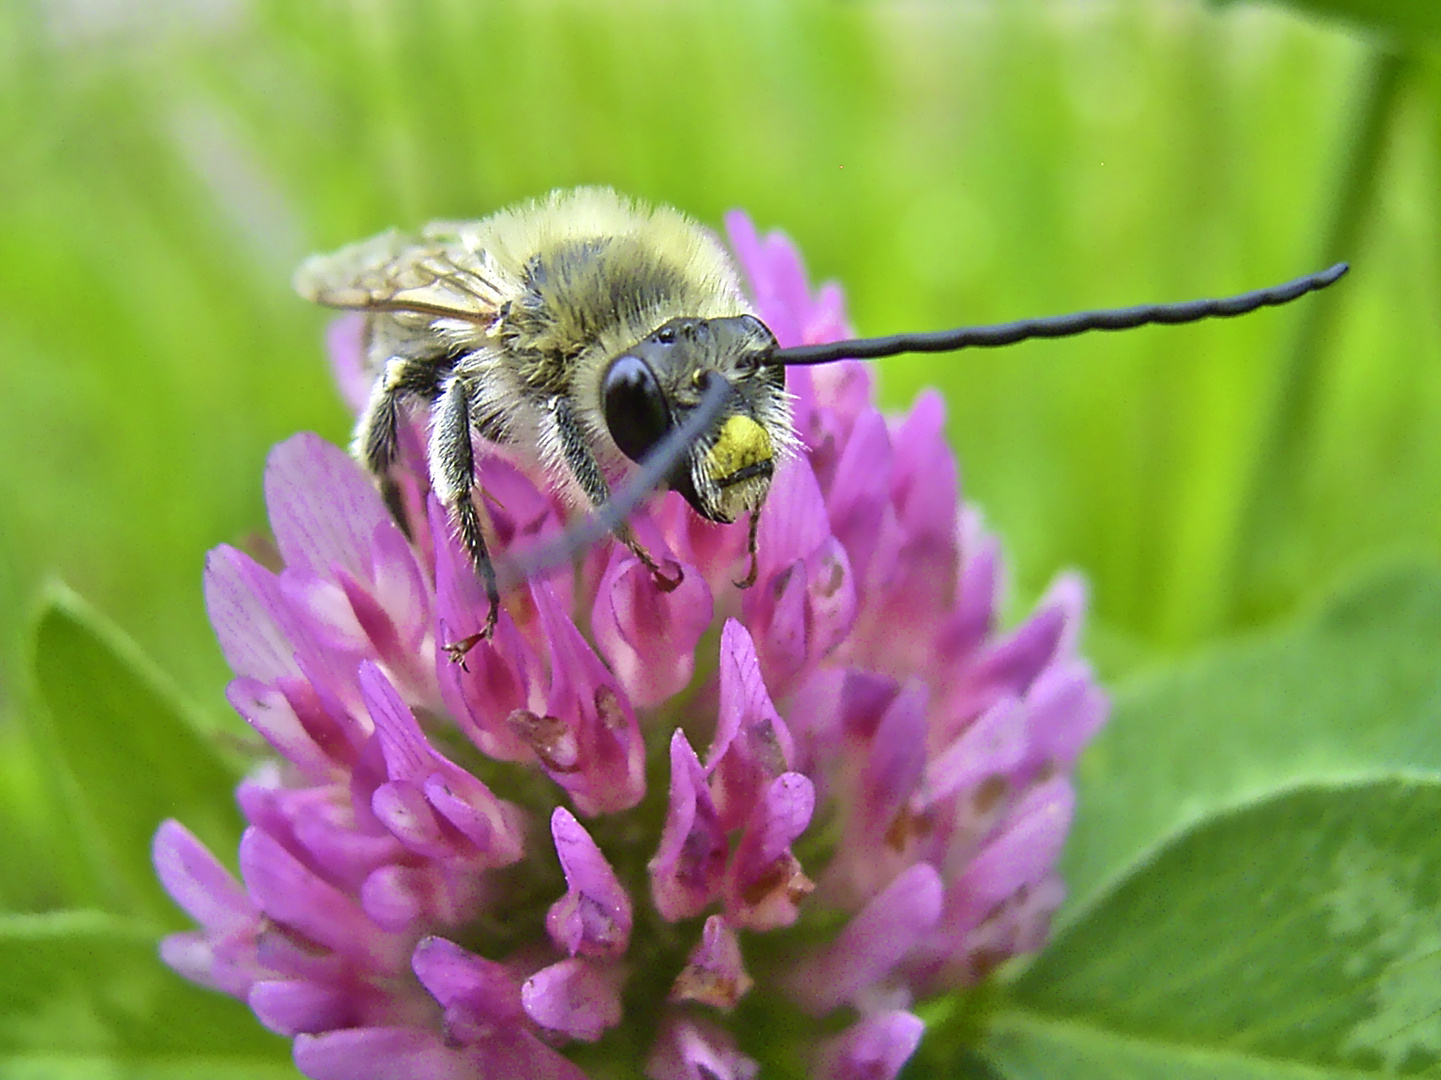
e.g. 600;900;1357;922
156;209;1108;1079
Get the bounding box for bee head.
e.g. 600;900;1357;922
601;314;789;524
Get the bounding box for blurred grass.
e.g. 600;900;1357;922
2;0;1439;907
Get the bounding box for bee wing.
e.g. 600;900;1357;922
293;229;507;325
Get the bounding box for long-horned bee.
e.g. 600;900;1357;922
295;187;1346;656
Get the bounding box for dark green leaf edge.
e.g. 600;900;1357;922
27;582;243;922
0;1058;301;1080
1058;760;1441;957
31;580;221;740
997;776;1441;1080
1207;0;1441;46
0;909;294;1066
1056;558;1441;931
984;1008;1383;1080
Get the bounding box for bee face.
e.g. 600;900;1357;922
600;314;789;524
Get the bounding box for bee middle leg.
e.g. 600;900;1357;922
356;368;413;536
552;398;683;591
430;376;501;661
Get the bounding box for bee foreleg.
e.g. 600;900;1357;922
430;376;501;661
552;398;682;591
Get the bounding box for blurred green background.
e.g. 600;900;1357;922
2;0;1439;918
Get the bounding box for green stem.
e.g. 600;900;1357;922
1227;47;1410;623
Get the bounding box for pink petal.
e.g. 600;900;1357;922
529;585;644;815
412;936;523;1023
753;455;831;585
650;731;727;922
236;779;399;895
325;312;371;414
239;827;405;974
813;1011;925;1080
890;391;957;551
825;407;893;584
361;662;521;865
824;683;930;904
709;620;794;830
547;808;632;958
368;522;432;653
953;776;1075;915
1022;659;1109;772
158;931;259;997
521;957;623;1042
669;916;752;1010
725;210;801;348
359;864;426;931
265;433;394;585
153;820;254;933
943;603;1069;735
924;694;1029;809
249;979;356;1035
295;1027;475;1080
788;862;942;1015
647;1015;759;1080
937;515;1002;663
226;678;333;780
204;545;301;685
725;772;816;931
591;544;713;707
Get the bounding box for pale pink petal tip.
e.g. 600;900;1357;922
670;915;753;1010
547;807;632;958
648;1016;760;1080
295;1027;472;1080
266;433;392;583
591;544;713;707
325;313;371;414
814;1011;925;1080
522;957;623;1042
650;730;727;922
153;819;253;933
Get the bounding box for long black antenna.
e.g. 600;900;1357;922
772;262;1350;367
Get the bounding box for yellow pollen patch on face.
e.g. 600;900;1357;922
706;415;773;484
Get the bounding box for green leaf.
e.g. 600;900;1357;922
30;587;242;924
0;910;293;1075
1209;0;1441;44
1062;562;1441;919
983;779;1441;1079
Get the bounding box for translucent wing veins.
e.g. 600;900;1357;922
293;229;508;324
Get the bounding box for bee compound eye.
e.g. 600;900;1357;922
602;355;673;463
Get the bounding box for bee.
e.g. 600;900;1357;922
295;187;1347;658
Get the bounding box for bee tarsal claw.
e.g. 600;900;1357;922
651;561;685;592
733;552;760;590
444;635;483;668
443;604;498;668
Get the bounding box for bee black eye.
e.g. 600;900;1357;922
602;355;672;463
